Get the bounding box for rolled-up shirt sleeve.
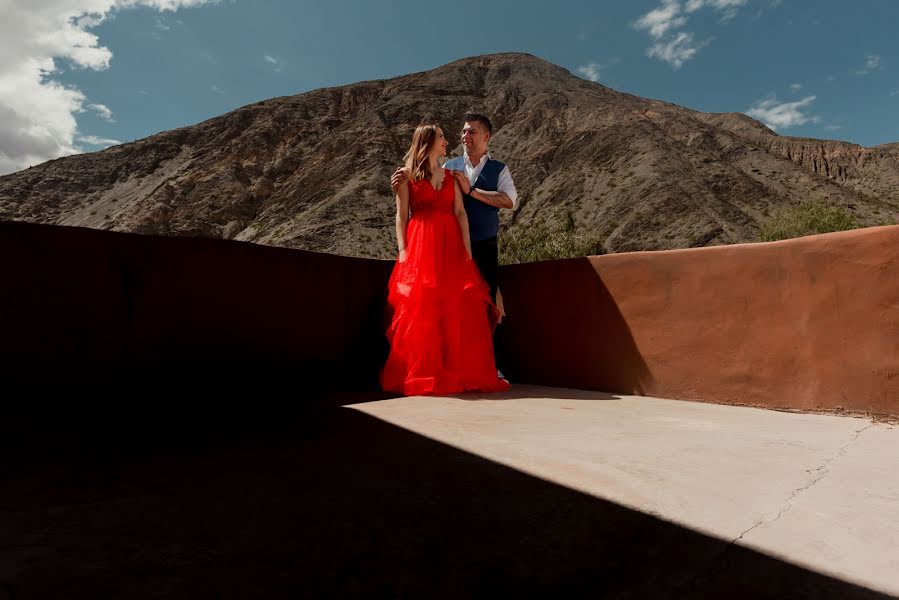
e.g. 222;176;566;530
497;166;518;209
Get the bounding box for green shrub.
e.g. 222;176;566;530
758;202;861;242
500;216;605;264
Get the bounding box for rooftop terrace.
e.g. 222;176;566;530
1;221;897;597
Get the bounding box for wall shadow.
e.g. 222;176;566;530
497;257;653;395
0;405;889;599
0;221;394;407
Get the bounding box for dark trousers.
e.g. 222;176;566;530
471;236;500;368
471;236;499;304
472;236;502;370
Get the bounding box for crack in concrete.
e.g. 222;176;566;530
733;421;877;544
677;420;877;597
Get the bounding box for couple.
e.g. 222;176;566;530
380;113;517;396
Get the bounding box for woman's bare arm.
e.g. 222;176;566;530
395;179;410;260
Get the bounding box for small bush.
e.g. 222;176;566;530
758;202;861;242
500;217;605;264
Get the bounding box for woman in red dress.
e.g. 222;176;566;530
381;124;509;396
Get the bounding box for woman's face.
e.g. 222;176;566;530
429;127;448;158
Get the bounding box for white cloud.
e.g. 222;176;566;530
210;84;224;94
576;64;602;82
0;0;218;175
684;0;747;10
263;54;281;72
746;95;820;130
684;0;748;20
822;124;843;131
856;54;883;76
77;134;122;147
647;32;707;69
634;0;746;69
891;90;899;97
87;102;114;121
634;0;686;40
789;83;802;92
575;59;619;82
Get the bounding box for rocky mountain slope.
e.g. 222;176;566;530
1;53;897;257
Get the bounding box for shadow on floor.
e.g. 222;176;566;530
0;386;890;599
443;385;624;402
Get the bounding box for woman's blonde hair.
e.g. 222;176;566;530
403;123;440;182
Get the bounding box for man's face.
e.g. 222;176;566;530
461;121;489;155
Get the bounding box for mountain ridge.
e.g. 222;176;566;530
1;52;896;257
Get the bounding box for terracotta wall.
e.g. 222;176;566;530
0;221;393;399
497;225;899;415
3;221;896;415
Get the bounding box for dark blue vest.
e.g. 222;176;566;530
463;159;505;242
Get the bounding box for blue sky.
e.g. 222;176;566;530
2;0;897;174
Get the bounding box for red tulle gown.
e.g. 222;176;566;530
381;169;510;396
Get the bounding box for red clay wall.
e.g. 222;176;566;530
497;225;899;416
0;221;393;399
3;221;896;415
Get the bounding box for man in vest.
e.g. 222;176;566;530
392;113;518;379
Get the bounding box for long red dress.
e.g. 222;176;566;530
381;169;510;396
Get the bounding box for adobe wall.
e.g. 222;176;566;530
2;221;896;415
497;225;899;415
0;221;393;399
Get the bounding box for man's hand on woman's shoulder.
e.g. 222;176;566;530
391;167;410;191
448;170;471;195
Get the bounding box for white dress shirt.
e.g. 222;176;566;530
443;152;518;209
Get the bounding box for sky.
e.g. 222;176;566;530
1;0;897;174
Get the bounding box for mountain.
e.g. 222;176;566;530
1;53;897;257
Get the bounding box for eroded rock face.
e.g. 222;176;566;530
697;112;899;202
1;53;897;257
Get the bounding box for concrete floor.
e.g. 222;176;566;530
350;385;899;597
1;385;896;598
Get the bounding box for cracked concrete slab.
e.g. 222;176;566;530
739;423;899;594
349;385;899;596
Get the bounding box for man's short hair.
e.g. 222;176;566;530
464;113;492;135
